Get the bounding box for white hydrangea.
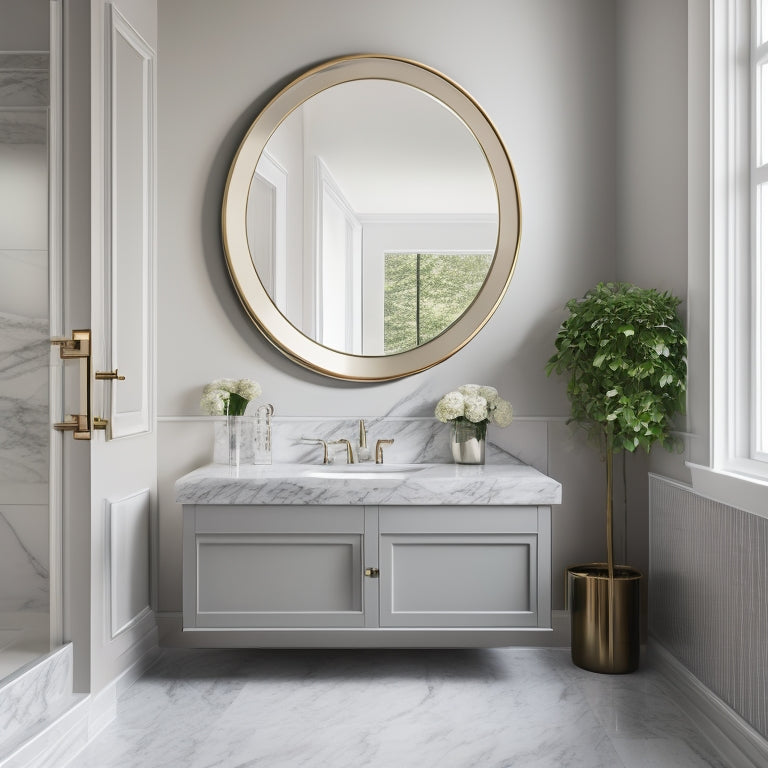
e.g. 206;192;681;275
200;389;227;415
491;398;514;427
464;394;489;423
233;378;262;401
200;377;262;416
434;390;465;422
478;386;499;405
435;384;514;429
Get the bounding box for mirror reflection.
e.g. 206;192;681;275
246;79;498;356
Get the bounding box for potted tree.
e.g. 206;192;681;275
546;282;686;673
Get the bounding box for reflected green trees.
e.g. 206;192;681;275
384;252;493;354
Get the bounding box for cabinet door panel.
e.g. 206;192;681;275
380;534;538;627
193;533;363;627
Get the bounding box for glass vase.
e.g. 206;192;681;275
227;414;248;468
450;419;486;465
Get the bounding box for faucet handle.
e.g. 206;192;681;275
300;437;330;464
329;438;355;464
375;438;394;464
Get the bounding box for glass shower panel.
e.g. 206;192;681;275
0;47;51;680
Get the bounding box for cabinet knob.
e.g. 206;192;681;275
364;567;380;578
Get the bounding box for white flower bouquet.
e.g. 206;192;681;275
200;378;262;416
434;384;513;440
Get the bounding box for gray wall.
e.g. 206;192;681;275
156;0;619;621
0;0;49;51
614;0;688;581
617;0;768;741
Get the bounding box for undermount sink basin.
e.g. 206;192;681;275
302;464;426;480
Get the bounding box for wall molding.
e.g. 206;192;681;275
102;4;156;439
105;488;151;640
649;640;768;768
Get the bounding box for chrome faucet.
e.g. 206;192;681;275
375;438;394;464
329;438;355;464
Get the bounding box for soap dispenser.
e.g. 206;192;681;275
357;419;371;462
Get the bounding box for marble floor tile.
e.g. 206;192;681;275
66;648;727;768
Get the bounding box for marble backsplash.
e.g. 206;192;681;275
212;416;520;466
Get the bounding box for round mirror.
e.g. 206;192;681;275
223;55;521;381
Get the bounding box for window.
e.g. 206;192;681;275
753;0;768;460
383;252;492;354
691;0;768;517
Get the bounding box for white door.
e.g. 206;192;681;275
88;0;157;693
59;0;158;693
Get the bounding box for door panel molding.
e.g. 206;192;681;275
105;488;151;639
102;5;155;438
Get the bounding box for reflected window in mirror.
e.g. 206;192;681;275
383;251;493;355
222;55;521;380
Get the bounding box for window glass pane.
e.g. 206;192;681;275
757;185;768;455
760;62;768;165
383;252;493;355
761;0;768;45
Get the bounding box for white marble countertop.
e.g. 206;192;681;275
175;461;562;506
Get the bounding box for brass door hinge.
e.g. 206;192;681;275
364;567;380;578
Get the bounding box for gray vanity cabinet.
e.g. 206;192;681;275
183;505;371;629
183;503;551;637
379;506;548;629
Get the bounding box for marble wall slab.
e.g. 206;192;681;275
0;50;50;632
0;311;49;492
0;109;46;145
0;505;48;614
0;53;48;108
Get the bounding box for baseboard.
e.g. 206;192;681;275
86;631;161;741
155;610;571;649
649;639;768;768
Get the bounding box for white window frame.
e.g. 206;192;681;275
753;0;768;461
688;0;768;519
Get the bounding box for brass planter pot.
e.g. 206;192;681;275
567;563;643;674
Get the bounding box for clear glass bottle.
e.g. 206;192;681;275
253;404;274;464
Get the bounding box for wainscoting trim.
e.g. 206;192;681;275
649;640;768;768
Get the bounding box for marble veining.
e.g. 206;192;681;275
0;506;49;614
213;416;516;466
0;54;49;72
0;644;71;754
0;109;46;144
0;312;49;489
66;648;727;768
176;461;562;507
0;70;48;109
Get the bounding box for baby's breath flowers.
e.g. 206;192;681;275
201;378;262;416
435;384;513;437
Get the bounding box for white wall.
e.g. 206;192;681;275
157;0;618;620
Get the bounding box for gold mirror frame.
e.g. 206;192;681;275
222;54;521;381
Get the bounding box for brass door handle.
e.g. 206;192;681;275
95;369;126;381
50;330;110;440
